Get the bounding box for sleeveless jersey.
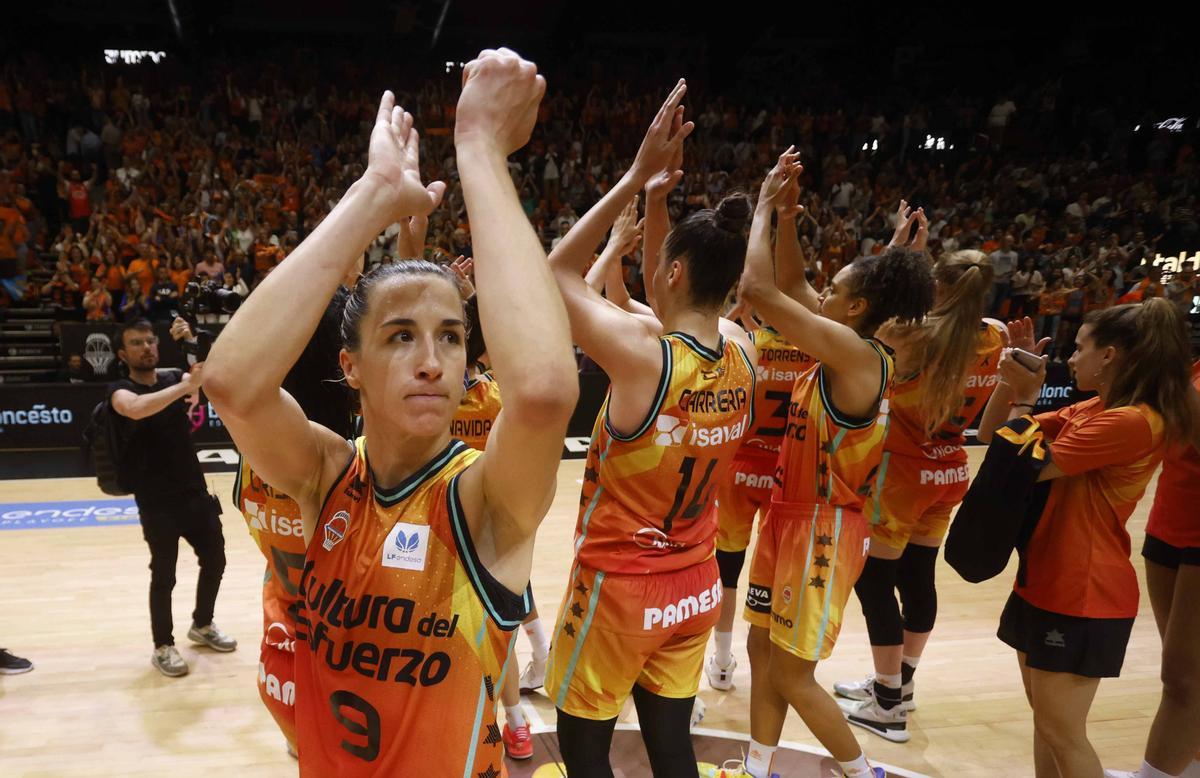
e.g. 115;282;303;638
740;326;816;456
452;373;502;451
294;438;530;777
773;339;895;507
574;332;756;575
886;322;1006;461
235;457;307;637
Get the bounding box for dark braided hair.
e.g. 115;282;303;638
340;260;467;351
843;247;934;334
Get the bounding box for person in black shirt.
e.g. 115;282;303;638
109;318;236;677
147;265;180;322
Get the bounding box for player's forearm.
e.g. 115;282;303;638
117;380;194;420
642;192;669;309
585;240;623;293
205;177;392;413
457;143;578;423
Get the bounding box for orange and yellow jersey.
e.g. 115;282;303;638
235;457;307;636
294;438;530;777
885;322;1006;462
773;339;895;507
740;326;816;456
575;332;757;575
451;372;502;451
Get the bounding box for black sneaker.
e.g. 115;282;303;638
0;648;34;675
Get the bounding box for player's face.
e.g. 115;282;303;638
1068;323;1111;391
119;329;159;371
818;265;861;327
343;275;467;438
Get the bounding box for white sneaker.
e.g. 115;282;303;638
188;622;238;652
705;653;737;691
1103;771;1137;778
151;645;189;677
833;673;916;711
840;696;911;743
690;697;706;731
518;656;546;693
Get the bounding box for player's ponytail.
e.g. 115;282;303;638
915;251;995;437
844;247;934;335
1085;298;1195;443
664;192;751;310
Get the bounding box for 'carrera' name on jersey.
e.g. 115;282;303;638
678;387;748;414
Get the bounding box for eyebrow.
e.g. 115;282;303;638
381;318;465;329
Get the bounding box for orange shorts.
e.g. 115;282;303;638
745;501;870;661
258;622;297;748
545;557;721;720
866;453;970;551
715;450;777;553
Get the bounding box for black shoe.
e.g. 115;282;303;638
0;648;34;675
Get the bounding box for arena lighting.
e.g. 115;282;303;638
444;61;467;74
104;50;168;65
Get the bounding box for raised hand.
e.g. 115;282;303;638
1006;315;1051;355
610;197;643;255
630;80;695;185
889;199;915;247
456;48;546;157
450;255;475;298
776;168;806;219
759;146;803;210
364;91;447;224
645;102;687;201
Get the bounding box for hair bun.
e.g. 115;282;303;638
714;193;752;234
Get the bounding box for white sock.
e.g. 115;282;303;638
876;671;901;689
505;703;527;730
1139;761;1179;778
745;738;776;778
839;754;873;777
523;618;548;662
714;630;734;666
901;654;921;669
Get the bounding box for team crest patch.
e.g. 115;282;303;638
322;511;350;551
383;521;430;571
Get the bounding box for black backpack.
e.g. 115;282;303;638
84;397;137;496
945;416;1052;584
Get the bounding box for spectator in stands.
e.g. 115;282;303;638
83;273;112;321
147;265;179;322
119;276;148;321
988;234;1019;316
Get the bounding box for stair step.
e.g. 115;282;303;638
0;355;61;368
0;369;58;384
0;330;58;342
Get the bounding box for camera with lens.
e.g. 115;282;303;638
173;280;242;361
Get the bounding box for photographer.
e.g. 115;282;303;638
109;318;236;678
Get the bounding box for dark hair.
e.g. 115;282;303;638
1084;299;1195;444
116;318;153;350
662;192;751;310
463;295;487;366
340;260;464;351
844;247;934;334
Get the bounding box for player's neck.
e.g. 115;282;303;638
662;308;722;352
362;427;453;491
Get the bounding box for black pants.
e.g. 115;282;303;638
137;492;226;648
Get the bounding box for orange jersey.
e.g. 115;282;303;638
1147;362;1200;548
886;322;1005;461
451;373;502;451
741;326;816;455
235;457;307;635
574;332;757;574
773;339;894;508
294;438;529;777
1021;399;1165;618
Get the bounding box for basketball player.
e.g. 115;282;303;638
735;151;934;778
204;49;578;776
705;169;814;693
834;248;1008;742
1106;362;1200;777
978;303;1193;778
544;80;758;777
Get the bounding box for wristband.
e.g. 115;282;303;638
1009;401;1035;409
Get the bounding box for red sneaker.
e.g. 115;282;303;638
502;723;533;760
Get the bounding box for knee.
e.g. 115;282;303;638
149;568;177;590
854;556;902;645
717;549;747;590
1160;657;1200;708
200;546;227;573
1032;707;1086;752
747;626;771;669
766;650;817;696
897;545;939;633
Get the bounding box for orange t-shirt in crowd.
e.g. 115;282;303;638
1038;289;1067;315
0;205;29;259
1017;398;1165;618
171;268;192;294
126;257;156;292
1147;362;1200;549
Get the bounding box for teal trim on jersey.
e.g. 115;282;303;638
790;503;821;648
554;570;606;710
372;439;467;507
666;331;725;362
448;475;531;630
605;339;673;442
824;427;849;501
869;452;892;526
813;507;844;660
461;676;488;778
574;437;614;555
816;339;889;430
232;454;244;507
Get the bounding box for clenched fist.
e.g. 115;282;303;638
455;48;546;157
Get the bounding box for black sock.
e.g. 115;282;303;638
874;680;903;711
901;661;916;686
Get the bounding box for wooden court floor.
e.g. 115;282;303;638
0;448;1169;777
